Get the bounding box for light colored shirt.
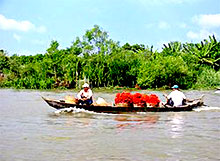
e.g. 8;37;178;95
77;89;93;99
167;90;186;107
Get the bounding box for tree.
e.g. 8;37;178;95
183;35;220;70
0;50;9;71
45;40;62;80
137;55;189;88
68;37;83;55
81;25;119;55
122;43;146;52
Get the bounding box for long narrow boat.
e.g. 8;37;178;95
42;96;204;113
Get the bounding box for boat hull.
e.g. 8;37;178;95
42;97;204;113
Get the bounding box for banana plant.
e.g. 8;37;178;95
183;35;220;70
162;41;183;55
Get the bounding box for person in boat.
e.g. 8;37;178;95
77;83;93;105
164;85;186;107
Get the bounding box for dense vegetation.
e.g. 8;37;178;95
0;25;220;89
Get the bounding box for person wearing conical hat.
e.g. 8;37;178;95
165;85;186;107
77;83;93;105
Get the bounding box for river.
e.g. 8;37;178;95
0;89;220;161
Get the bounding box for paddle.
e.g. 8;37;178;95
187;94;205;102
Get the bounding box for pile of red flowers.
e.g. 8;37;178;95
132;93;146;107
115;92;133;106
115;92;160;107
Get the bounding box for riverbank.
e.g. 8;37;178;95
1;85;219;93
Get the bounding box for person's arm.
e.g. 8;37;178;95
163;93;168;98
162;93;170;105
182;93;188;103
77;90;83;99
87;89;93;99
182;93;187;105
182;92;186;99
167;93;172;99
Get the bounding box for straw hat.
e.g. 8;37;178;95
82;83;89;88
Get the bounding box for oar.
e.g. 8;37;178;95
188;94;205;102
162;93;168;98
186;94;205;102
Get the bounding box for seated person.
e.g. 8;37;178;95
165;85;186;107
77;83;93;105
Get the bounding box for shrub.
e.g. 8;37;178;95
137;55;189;88
193;68;220;89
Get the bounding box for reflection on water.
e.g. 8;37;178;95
42;136;72;141
48;111;94;126
50;108;160;129
114;114;159;129
168;114;184;138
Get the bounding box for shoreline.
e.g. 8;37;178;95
0;87;218;93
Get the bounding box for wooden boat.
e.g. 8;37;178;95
42;96;204;113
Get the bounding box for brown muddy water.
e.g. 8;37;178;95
0;89;220;161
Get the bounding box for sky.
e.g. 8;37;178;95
0;0;220;55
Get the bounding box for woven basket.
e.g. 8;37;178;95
133;103;146;107
115;103;130;107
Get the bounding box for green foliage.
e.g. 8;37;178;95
0;25;219;89
162;41;183;56
137;55;190;88
183;35;220;70
122;43;146;52
0;50;9;71
193;68;220;89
